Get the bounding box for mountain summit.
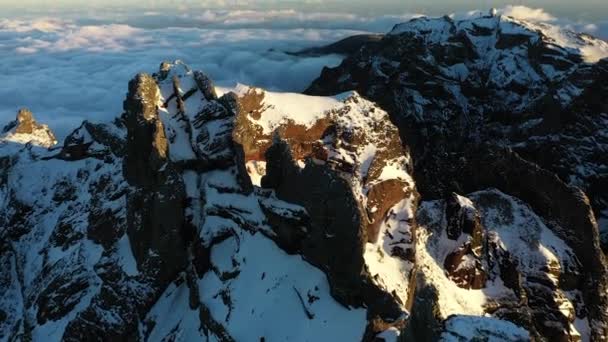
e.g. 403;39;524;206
1;109;57;148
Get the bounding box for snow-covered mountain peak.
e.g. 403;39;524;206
389;13;608;63
0;108;57;148
311;13;608;122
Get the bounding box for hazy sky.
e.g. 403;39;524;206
1;0;607;21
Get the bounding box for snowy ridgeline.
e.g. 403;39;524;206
389;14;608;63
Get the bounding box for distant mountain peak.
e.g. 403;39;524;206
1;108;57;147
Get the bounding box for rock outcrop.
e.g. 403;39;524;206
1;108;57;147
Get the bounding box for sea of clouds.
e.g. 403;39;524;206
0;5;606;138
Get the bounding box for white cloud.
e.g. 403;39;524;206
0;19;354;137
50;25;146;52
14;46;38;54
0;18;71;33
499;5;556;22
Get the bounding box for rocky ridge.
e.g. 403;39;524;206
307;13;608;252
307;12;608;342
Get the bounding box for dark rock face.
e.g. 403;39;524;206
442;193;486;289
262;139;367;303
445;193;483;244
261;139;405;330
122;72;189;287
512;59;608;253
287;34;384;57
401;282;443;342
123;73;169;188
59;120;126;160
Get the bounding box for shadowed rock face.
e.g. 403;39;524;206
122;72;189;289
260;138;411;337
286;34;384;57
262;139;367;303
442;193;486;290
123;73;169;189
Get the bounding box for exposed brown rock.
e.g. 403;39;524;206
366;179;409;243
443;246;487;290
275;118;332;160
231;88;333;163
237;87;266;120
14;109;40;134
231;94;268;161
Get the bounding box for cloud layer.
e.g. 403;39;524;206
0;6;606;139
0;18;360;137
